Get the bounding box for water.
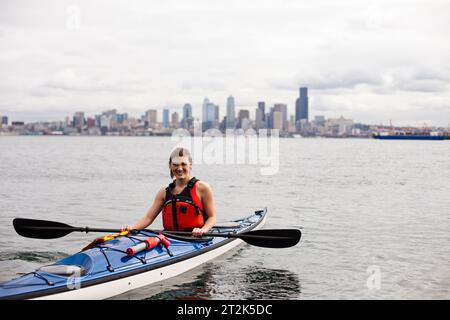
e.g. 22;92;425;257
0;136;449;299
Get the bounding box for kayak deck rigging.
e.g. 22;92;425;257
0;209;267;300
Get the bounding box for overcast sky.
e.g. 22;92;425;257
1;0;450;126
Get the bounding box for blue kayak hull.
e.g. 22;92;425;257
0;209;266;300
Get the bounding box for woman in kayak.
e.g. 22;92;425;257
125;147;216;237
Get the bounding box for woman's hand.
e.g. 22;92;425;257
120;225;134;232
192;227;207;237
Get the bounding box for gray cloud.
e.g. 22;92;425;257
304;72;382;91
41;69;147;94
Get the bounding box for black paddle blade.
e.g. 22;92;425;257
239;229;301;248
13;218;75;239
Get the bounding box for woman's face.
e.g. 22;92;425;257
170;156;192;180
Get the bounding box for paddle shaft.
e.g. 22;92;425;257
23;226;291;241
22;226;122;234
13;218;301;248
164;230;294;241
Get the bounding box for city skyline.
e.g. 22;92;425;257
1;91;450;129
1;1;449;126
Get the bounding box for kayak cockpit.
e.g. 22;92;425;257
37;264;87;277
42;252;93;277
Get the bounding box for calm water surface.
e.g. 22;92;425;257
0;136;449;299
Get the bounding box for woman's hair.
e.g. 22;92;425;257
169;147;192;178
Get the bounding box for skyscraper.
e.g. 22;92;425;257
295;87;309;127
273;111;283;130
273;103;288;130
182;104;192;120
171;112;179;129
255;107;264;131
202;98;219;130
267;108;273;129
238;109;250;129
73;112;85;130
214;104;219;123
182;103;193;129
145;109;157;129
163;108;170;128
257;102;265;121
202;98;210;123
87;117;96;129
226;95;236;129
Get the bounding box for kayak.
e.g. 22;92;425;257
0;208;267;300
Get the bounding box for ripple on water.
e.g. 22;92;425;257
0;251;69;263
146;265;301;300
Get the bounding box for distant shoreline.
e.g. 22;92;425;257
0;133;373;139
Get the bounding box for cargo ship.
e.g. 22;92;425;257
373;131;450;140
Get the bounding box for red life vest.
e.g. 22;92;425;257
162;177;205;231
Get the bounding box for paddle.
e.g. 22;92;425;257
13;218;301;248
13;218;121;240
162;229;301;248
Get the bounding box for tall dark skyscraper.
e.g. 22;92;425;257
182;103;192;120
163;108;170;128
226;95;236;129
181;103;193;129
295;87;309;124
258;102;265;121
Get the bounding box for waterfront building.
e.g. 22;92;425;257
258;102;266;122
214;105;219;123
238;109;250;129
73;112;85;130
273;111;283;130
325;116;354;136
288;115;296;133
202;98;219;130
101;109;118;131
181;103;193;129
183;103;192;119
116;113;128;125
102;109;118;121
226;95;236;129
241;117;251;131
64;116;72;128
299;119;311;136
163;108;170;128
295;87;309;129
94;115;102;128
171;112;179;129
87;117;96;129
274;103;288;130
266;110;273;129
100;115;111;131
309;115;326;136
314;115;325;126
202;98;210;123
255;107;265;131
206;103;216;121
145;109;158;129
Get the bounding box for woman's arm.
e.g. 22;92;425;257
192;181;217;236
127;187;166;231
